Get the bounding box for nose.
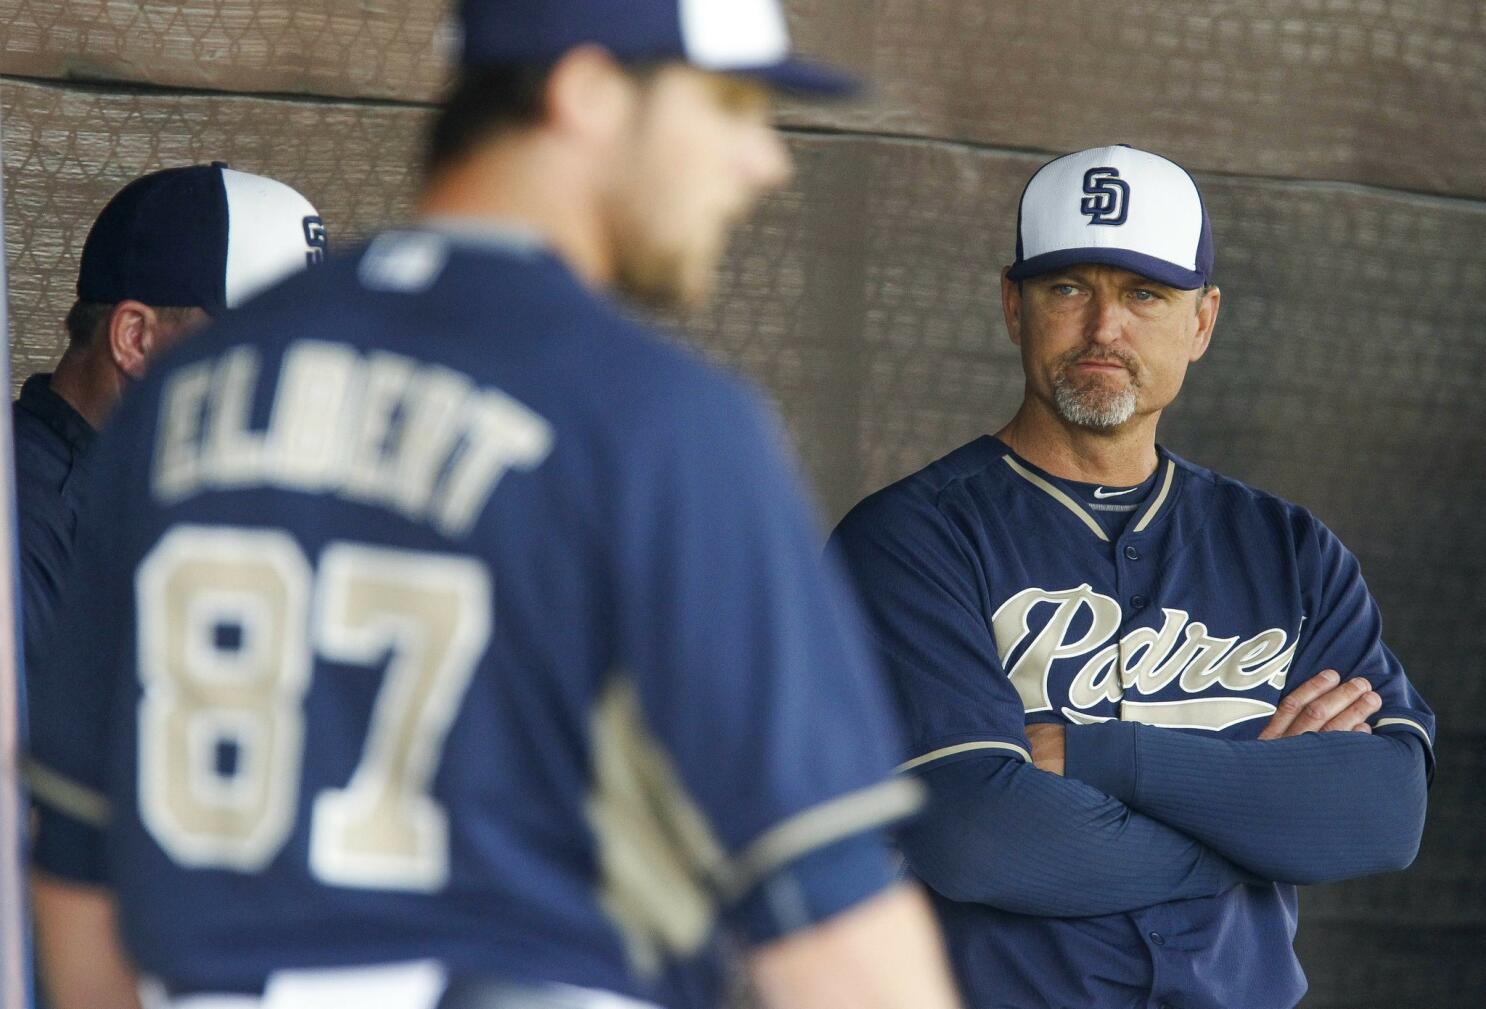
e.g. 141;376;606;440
1086;289;1124;345
749;125;794;192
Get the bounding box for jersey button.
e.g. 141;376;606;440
1130;594;1148;610
1124;545;1141;561
1149;931;1166;946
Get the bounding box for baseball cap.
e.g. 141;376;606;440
77;163;327;315
1007;145;1214;290
456;0;858;95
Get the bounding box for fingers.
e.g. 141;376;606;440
1259;670;1380;740
1319;688;1382;732
1259;669;1339;739
1288;675;1372;735
1024;723;1066;776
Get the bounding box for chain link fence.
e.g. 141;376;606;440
3;1;1484;1006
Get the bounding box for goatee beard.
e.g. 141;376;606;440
1052;352;1139;431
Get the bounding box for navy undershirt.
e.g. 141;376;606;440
1054;468;1162;538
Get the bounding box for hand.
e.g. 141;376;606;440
1024;722;1065;776
1257;669;1381;740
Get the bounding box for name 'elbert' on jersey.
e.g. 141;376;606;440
151;339;554;537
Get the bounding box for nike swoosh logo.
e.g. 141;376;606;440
1093;486;1139;499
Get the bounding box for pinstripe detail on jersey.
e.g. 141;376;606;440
1001;457;1108;541
24;760;111;826
896;740;1033;774
1132;459;1177;533
1374;717;1434;751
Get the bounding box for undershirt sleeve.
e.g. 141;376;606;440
1065;722;1428;885
902;753;1257;917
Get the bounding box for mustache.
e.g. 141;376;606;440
1057;348;1139;374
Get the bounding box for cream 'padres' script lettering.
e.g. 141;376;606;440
153;341;553;537
993;584;1301;731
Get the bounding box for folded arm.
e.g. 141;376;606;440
900;753;1256;918
1064;720;1428;885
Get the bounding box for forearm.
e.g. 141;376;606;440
31;873;142;1009
1065;723;1428;884
901;756;1255;917
748;883;963;1009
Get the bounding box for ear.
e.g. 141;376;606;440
1001;267;1024;346
106;300;157;380
544;44;637;145
1189;285;1221;363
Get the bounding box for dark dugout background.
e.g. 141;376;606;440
3;1;1483;1004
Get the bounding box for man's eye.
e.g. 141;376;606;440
1132;289;1158;301
1052;284;1078;296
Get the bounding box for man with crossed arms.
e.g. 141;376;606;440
832;145;1434;1009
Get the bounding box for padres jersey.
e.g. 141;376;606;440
26;226;920;1002
832;435;1435;1009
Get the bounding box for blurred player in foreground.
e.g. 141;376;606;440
832;145;1434;1008
24;2;964;1009
16;164;325;1005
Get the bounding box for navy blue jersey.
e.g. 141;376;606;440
12;373;97;667
26;227;920;1002
832;435;1434;1009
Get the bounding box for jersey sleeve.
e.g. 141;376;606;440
1289;513;1436;775
608;372;921;947
24;436;133;885
829;479;1033;774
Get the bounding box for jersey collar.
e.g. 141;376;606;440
997;442;1180;543
414;215;547;258
15;373;96;458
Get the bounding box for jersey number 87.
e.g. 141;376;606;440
135;525;491;893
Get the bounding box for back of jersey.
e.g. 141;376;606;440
27;228;918;1002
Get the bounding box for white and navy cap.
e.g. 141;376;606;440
1007;145;1214;290
458;0;857;94
77;163;327;315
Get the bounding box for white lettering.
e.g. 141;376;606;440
990;587;1298;732
996;586;1122;713
154;362;213;502
263;341;358;492
150;341;554;538
202;346;265;488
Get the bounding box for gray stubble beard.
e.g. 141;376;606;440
1052;363;1139;431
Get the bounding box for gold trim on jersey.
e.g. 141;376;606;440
586;675;922;977
24;760;111;827
1003;455;1178;540
587;677;728;977
726;777;923;903
1132;459;1177;533
895;740;1032;774
1001;458;1108;541
1374;717;1434;752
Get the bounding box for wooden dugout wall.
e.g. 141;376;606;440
2;2;1484;1005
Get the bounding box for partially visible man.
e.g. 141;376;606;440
23;3;963;1009
14;162;325;1009
13;162;327;657
833;145;1434;1009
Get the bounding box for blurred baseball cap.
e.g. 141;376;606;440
1007;145;1214;290
456;0;859;95
77;163;327;316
